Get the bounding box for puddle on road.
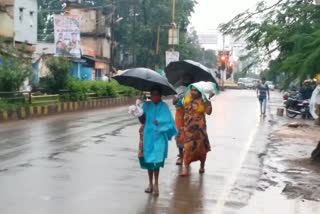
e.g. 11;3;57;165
240;186;320;214
250;121;320;212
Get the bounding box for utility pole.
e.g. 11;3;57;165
154;0;177;71
109;0;115;81
133;0;136;67
171;0;176;50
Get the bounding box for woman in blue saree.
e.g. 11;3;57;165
138;85;177;196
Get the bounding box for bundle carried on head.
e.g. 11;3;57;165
184;81;220;102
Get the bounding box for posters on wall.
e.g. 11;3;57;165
54;15;81;58
166;51;180;66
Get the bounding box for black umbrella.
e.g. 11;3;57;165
165;60;218;87
113;68;176;96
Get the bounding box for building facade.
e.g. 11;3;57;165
14;0;37;44
67;2;112;80
0;0;37;45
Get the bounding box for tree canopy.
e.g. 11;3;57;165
219;0;320;87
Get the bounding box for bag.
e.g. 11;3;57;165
128;99;144;117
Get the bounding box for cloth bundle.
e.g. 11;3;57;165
128;99;144;117
183;81;220;103
192;81;220;100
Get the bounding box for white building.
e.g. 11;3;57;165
14;0;38;45
0;0;38;45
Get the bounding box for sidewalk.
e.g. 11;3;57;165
240;92;320;213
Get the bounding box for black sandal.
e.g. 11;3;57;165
144;187;153;194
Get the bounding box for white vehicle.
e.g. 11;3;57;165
242;78;255;89
237;78;246;88
266;81;275;90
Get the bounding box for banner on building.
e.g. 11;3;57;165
166;51;179;66
54;15;81;58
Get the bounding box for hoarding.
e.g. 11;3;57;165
166;51;179;66
54;15;81;58
198;34;218;44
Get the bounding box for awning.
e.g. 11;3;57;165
82;55;109;63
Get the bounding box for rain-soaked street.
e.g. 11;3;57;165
0;89;318;214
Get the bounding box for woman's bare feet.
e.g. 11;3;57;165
199;168;205;174
180;171;191;177
153;184;159;196
180;166;190;177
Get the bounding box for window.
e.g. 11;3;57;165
19;8;24;22
30;11;34;27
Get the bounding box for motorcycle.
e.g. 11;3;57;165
283;90;298;106
285;96;311;119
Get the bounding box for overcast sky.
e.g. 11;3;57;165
191;0;262;32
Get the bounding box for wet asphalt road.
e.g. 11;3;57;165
0;90;277;214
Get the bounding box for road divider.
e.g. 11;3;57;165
0;96;140;123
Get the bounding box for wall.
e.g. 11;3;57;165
82;37;111;59
0;0;14;38
69;8;97;34
71;63;93;80
14;0;37;44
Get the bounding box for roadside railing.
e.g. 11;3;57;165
0;90;128;105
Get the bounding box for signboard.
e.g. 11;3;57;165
166;51;179;66
95;62;107;70
198;34;218;44
54;15;81;58
168;29;179;45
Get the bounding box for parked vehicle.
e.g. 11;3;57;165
266;81;275;91
252;79;260;89
283;90;297;106
237;78;246;88
244;78;256;89
285;95;311;119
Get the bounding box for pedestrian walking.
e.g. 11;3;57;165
138;85;177;196
172;75;194;165
256;77;270;117
178;85;212;176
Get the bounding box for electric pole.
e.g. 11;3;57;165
109;0;115;81
133;0;136;67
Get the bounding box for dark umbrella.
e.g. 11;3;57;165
165;60;218;87
113;68;176;96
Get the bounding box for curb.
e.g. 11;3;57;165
0;96;138;123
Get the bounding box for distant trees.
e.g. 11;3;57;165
220;0;320;87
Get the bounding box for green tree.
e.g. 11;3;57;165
203;49;218;68
38;0;63;42
114;0;199;68
0;41;32;92
219;0;320;88
42;57;71;93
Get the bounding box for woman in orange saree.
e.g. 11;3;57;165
179;86;212;176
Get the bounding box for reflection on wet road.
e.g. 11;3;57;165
0;90;274;214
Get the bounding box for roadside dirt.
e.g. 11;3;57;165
260;122;320;201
